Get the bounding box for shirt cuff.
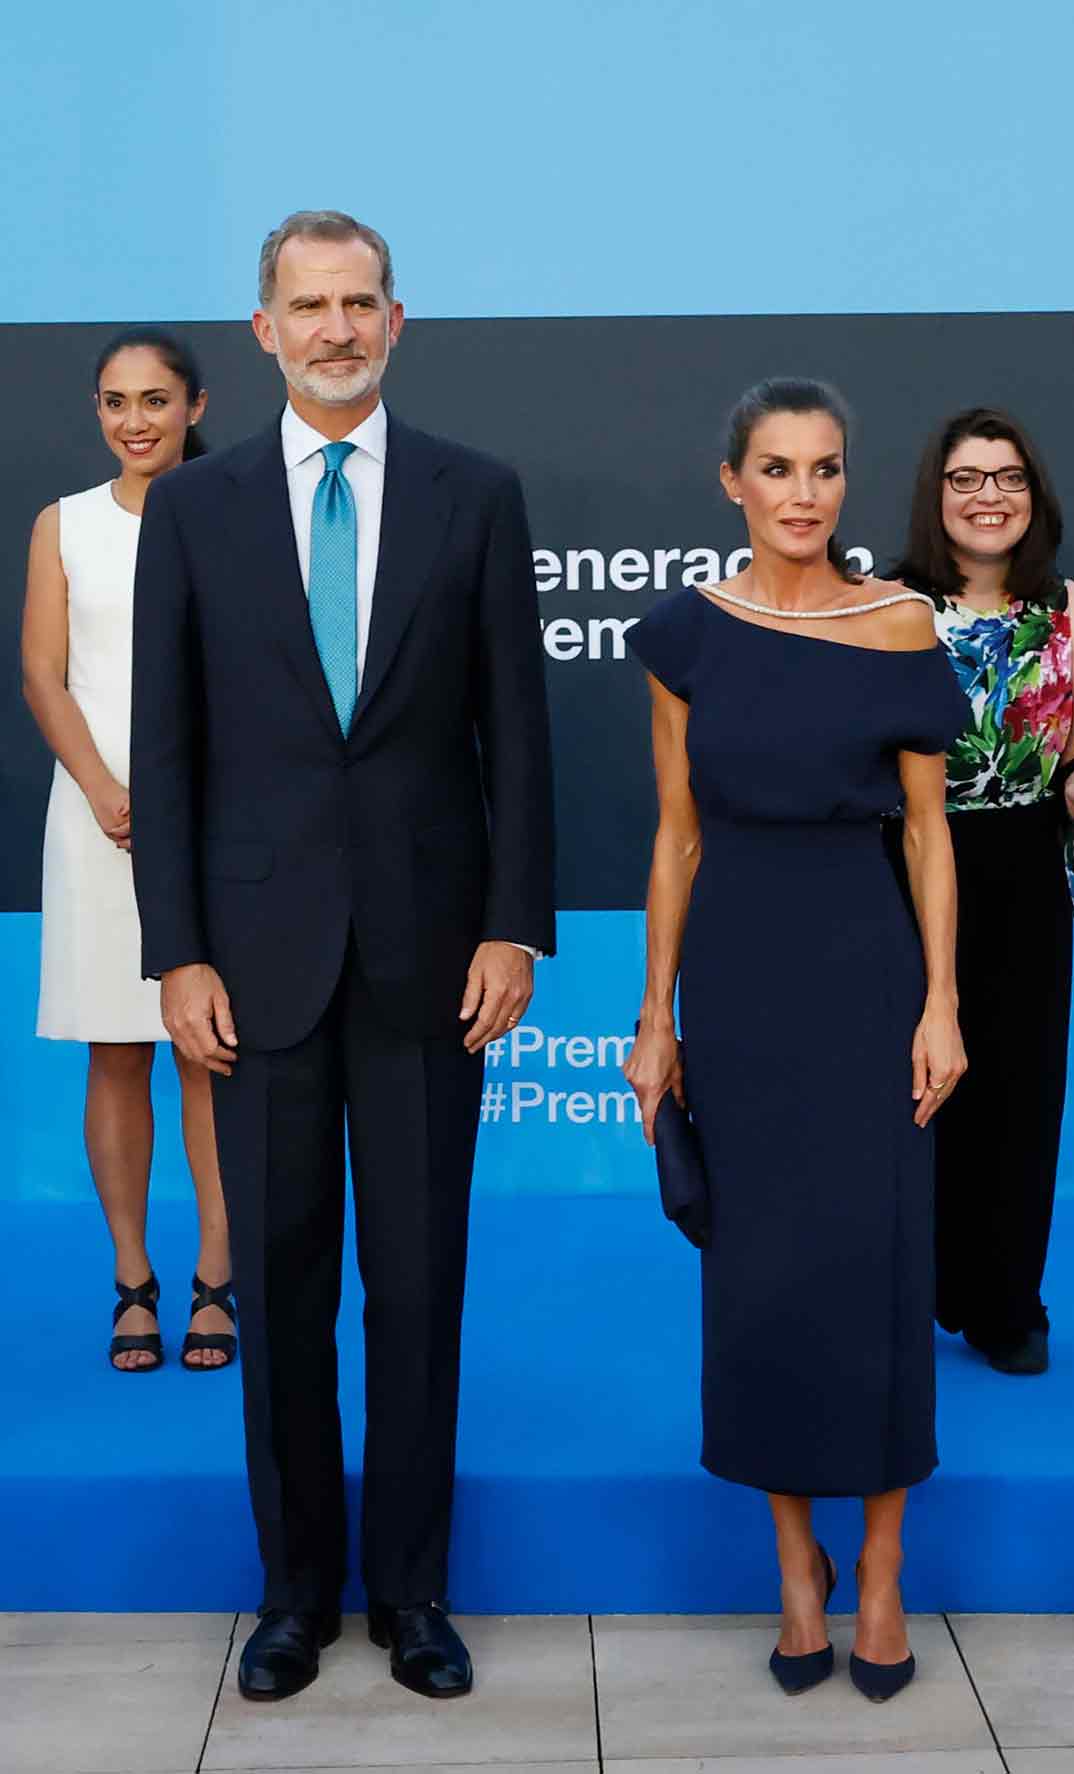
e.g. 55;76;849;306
507;943;540;959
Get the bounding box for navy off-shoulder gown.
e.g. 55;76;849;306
629;591;968;1497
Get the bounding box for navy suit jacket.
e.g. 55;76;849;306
130;410;556;1049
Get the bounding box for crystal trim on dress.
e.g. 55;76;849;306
700;586;934;621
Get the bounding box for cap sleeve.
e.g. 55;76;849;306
626;590;705;702
898;645;971;755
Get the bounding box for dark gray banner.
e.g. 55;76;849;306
4;312;1073;911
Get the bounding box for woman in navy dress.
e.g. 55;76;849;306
625;380;968;1701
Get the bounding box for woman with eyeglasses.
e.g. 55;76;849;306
892;407;1073;1376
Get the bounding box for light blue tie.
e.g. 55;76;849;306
308;441;358;732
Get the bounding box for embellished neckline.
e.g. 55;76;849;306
693;587;938;657
700;583;933;621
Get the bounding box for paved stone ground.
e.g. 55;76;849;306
2;1611;1071;1772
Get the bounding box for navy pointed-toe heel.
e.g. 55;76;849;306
849;1649;916;1702
769;1543;837;1696
851;1558;915;1701
769;1639;834;1696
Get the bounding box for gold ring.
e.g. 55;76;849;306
931;1081;947;1093
507;1017;518;1026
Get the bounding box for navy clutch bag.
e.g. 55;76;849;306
653;1085;710;1251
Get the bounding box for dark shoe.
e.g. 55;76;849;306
852;1558;914;1701
109;1273;163;1372
238;1608;341;1702
850;1649;916;1702
181;1273;238;1370
987;1329;1049;1375
368;1601;473;1698
769;1543;837;1695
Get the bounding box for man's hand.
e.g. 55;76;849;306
459;941;534;1054
162;963;238;1075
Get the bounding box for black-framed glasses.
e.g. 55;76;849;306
944;466;1030;494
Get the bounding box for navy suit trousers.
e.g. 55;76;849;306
212;934;484;1611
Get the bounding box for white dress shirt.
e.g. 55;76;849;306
281;399;386;689
280;401;537;961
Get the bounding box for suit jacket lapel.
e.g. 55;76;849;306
352;412;452;730
229;419;342;744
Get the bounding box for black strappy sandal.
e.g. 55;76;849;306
181;1273;238;1371
110;1274;164;1372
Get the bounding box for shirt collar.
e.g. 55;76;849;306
281;399;387;470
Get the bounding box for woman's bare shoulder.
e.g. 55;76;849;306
858;578;937;651
27;502;63;574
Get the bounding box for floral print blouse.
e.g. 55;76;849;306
934;594;1072;811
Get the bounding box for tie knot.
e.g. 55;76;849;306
321;441;355;474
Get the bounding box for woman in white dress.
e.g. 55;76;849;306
21;328;236;1372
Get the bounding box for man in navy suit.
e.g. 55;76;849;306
131;211;555;1702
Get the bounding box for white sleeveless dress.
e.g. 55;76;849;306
37;482;169;1041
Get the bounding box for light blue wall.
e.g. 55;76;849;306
3;1;1071;325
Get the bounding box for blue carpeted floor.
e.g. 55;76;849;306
5;1193;1073;1613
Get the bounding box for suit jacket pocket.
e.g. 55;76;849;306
203;839;275;881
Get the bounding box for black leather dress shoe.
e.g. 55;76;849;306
367;1601;473;1697
965;1326;1050;1375
988;1329;1049;1375
238;1608;341;1701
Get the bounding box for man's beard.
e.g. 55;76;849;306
281;346;387;407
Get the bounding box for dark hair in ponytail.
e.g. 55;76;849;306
724;376;861;583
94;325;208;460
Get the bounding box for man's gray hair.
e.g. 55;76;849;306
258;211;395;307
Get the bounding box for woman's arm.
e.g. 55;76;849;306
21;504;131;848
898;748;967;1127
623;675;702;1142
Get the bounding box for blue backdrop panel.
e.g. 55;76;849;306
4;1191;1073;1613
6;910;1074;1205
1;911;654;1202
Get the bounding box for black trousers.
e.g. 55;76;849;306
212;936;484;1612
935;803;1072;1351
